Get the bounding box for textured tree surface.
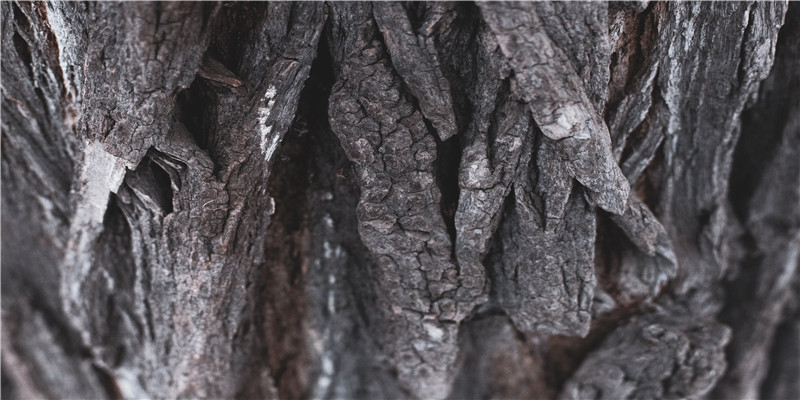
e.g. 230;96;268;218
2;1;799;399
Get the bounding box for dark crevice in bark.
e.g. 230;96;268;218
175;52;242;175
728;96;787;225
760;298;800;399
125;150;180;216
199;2;217;33
605;1;660;121
150;160;173;214
433;128;461;251
175;81;215;153
618;74;662;168
245;29;338;398
174;3;252;164
11;2;31;31
485;188;516;305
142;154;174;214
595;212;640;305
12;32;33;81
632;140;665;215
526;126;544;222
415;4;483;258
90;194;139;364
380;17;463;252
714;5;800;397
255;110;313;400
304;32;335;103
439;2;482;137
660;345;684;397
305;33;396;396
723;0;799;302
303;31;375;321
1;363;18;400
594;213;617;294
253;27;388;397
403;3;424;33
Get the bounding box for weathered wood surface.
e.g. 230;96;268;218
2;2;798;399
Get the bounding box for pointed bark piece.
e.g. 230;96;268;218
197;56;242;88
609;196;677;302
478;2;630;215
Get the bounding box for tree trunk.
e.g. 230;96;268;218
2;1;798;399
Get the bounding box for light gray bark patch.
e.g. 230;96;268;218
529;1;611;113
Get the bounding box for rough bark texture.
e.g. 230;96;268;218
2;2;798;399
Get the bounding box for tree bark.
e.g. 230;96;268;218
1;1;798;399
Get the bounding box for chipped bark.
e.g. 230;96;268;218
2;1;798;399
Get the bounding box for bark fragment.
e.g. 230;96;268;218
563;308;731;400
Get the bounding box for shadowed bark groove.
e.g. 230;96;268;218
2;2;798;399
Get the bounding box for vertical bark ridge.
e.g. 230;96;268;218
327;3;470;397
714;3;800;397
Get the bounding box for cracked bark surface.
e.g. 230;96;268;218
2;2;798;399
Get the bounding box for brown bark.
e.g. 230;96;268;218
2;2;798;399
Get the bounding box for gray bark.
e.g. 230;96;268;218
1;1;798;399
